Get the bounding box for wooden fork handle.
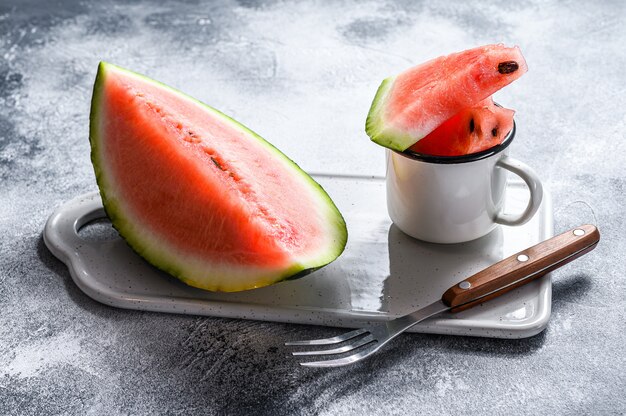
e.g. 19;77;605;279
442;224;600;313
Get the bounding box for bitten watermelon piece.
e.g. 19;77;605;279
366;44;527;151
90;62;347;292
408;97;515;156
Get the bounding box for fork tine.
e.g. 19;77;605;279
284;328;368;346
291;334;374;356
299;343;379;368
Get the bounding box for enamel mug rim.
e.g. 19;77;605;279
394;119;515;164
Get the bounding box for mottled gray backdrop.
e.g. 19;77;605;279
1;0;624;415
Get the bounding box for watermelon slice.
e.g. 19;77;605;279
408;97;515;156
366;44;527;151
89;62;347;292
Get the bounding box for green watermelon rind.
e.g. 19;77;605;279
90;62;348;292
365;76;420;152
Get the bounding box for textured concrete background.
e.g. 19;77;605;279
1;0;625;415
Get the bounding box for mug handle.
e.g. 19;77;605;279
494;156;544;226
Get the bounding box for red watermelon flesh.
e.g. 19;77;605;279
408;97;515;156
366;44;527;151
90;63;347;292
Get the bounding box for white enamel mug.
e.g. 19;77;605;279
386;123;543;244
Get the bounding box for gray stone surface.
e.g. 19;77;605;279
1;0;624;414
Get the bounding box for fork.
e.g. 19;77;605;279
286;224;600;367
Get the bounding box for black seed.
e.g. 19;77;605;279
492;127;498;137
469;118;475;133
210;157;225;170
498;61;519;74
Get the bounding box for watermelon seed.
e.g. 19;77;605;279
469;118;475;133
491;127;498;137
498;61;519;74
210;157;225;171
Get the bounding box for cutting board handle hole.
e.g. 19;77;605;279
77;217;119;243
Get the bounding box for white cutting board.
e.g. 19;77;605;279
44;175;553;339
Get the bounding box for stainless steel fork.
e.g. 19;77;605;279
286;225;599;367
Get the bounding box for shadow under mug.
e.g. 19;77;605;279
385;122;543;244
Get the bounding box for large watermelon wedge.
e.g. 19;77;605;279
366;44;527;151
90;62;347;292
